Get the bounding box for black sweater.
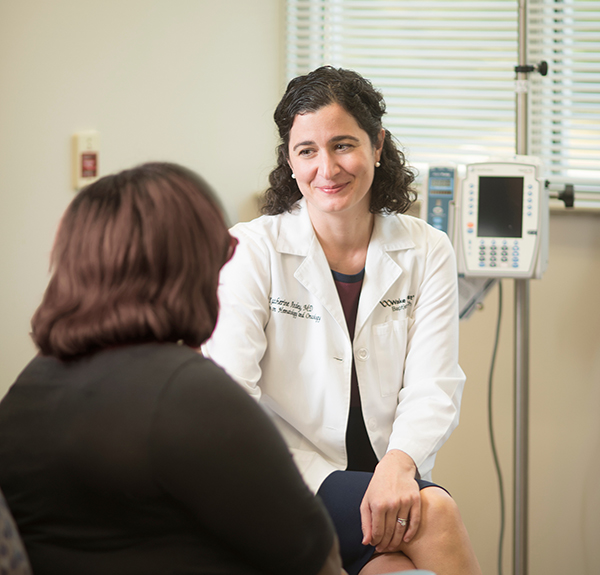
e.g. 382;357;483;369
0;343;333;575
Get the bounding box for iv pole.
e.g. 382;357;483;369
514;0;530;572
513;1;546;573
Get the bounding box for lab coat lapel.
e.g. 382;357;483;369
277;200;350;339
355;214;415;337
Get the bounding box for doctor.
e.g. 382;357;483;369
204;67;481;575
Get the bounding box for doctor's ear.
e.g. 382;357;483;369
376;128;385;155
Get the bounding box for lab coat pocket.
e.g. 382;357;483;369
372;318;409;397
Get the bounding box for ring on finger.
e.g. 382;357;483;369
397;517;407;527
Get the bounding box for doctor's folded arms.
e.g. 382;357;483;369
203;67;482;575
0;163;346;575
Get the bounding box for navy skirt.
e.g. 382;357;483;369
317;470;446;575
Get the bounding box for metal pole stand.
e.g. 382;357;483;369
513;279;529;575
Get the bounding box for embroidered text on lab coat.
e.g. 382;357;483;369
269;296;322;323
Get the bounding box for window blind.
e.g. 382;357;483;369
286;0;600;203
528;0;600;202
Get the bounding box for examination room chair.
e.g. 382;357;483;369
0;487;32;574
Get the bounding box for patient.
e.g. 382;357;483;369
0;163;343;575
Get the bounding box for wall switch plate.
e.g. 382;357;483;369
72;130;99;190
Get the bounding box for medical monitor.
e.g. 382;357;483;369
457;159;548;279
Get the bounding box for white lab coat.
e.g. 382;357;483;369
203;199;465;493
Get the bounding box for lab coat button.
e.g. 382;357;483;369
357;348;369;361
367;417;377;430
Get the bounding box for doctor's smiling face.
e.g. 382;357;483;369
287;103;384;221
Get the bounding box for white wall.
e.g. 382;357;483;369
1;2;599;574
0;0;283;384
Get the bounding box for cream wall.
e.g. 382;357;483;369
0;0;283;385
1;2;599;574
435;210;600;575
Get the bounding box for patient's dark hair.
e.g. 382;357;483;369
31;162;231;359
262;66;415;215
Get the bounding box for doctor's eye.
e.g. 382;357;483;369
297;148;316;158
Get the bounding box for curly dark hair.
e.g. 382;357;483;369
262;66;416;215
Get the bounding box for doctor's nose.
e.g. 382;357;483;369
318;152;340;180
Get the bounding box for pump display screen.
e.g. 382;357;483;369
430;177;452;189
477;176;524;238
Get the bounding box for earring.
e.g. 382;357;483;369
375;161;381;168
291;173;296;179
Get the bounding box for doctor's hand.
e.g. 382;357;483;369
359;449;421;553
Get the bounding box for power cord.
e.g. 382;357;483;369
488;280;506;575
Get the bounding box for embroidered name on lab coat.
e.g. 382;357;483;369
378;294;415;312
269;297;322;323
